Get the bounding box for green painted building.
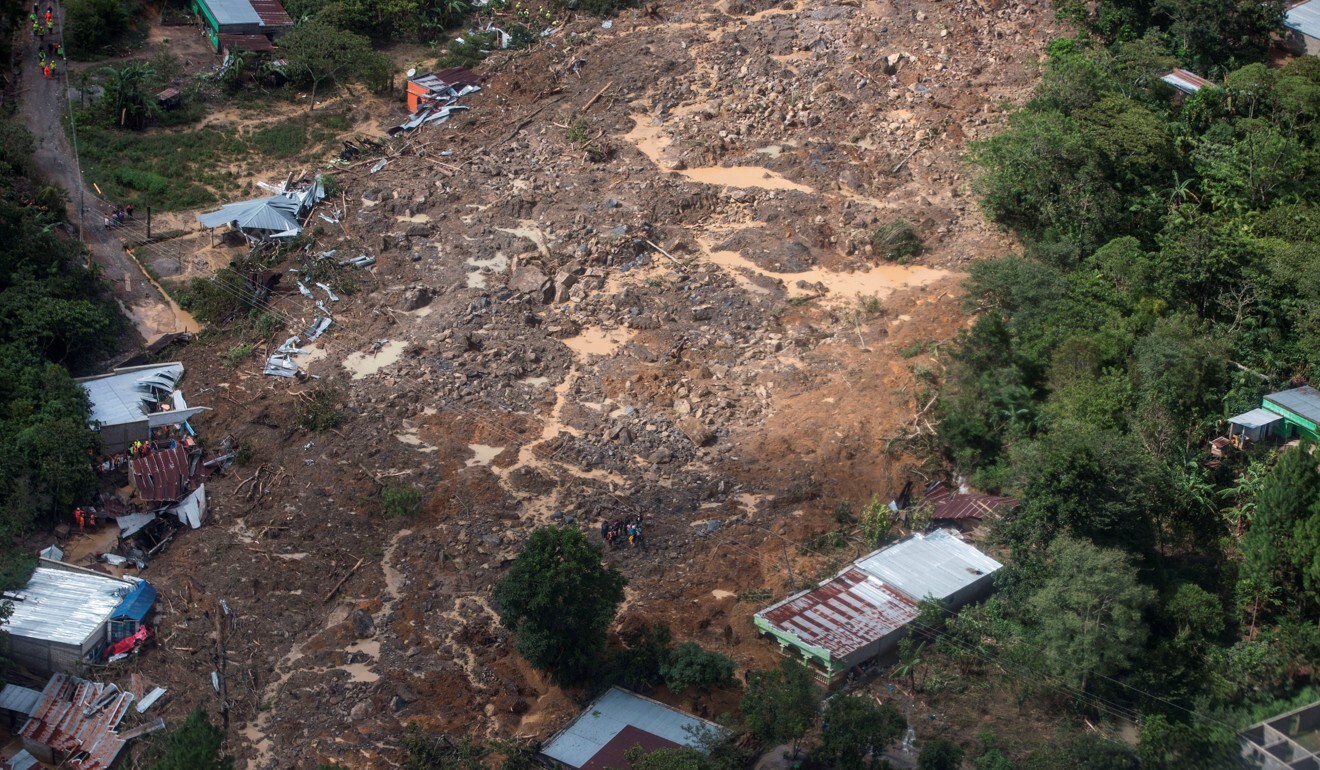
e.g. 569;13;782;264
190;0;290;52
1262;386;1320;442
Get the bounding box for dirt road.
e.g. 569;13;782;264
17;6;198;345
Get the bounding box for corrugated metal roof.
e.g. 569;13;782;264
78;364;184;429
111;580;156;622
1286;0;1320;39
1266;386;1320;424
757;568;917;662
248;0;291;27
4;564;134;647
1230;408;1284;429
1160;69;1214;94
541;688;721;770
199;0;261;27
0;685;42;716
20;675;131;770
219;33;274;52
923;484;1018;522
130;446;194;502
855;530;1003;603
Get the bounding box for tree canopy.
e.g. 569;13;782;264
493;526;626;685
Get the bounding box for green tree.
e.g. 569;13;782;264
659;642;735;693
1240;443;1320;623
814;695;906;770
917;738;964;770
740;660;819;751
1137;713;1242;770
149;708;233;770
493;526;626;685
279;20;382;110
99;61;159;129
1028;537;1155;693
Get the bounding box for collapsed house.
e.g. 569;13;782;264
77;363;207;455
919;481;1019;530
6;673;163;770
754;530;1002;685
390;68;481;135
540;687;725;770
2;560;156;675
196;176;326;243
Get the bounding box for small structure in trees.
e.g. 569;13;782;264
1283;0;1320;56
1238;698;1320;768
190;0;292;52
540;687;724;770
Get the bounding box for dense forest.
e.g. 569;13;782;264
934;0;1320;765
0;108;126;589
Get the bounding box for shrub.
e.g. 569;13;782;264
380;482;423;518
224;342;254;366
660;642;736;693
870;219;924;262
918;738;964;770
296;388;346;432
436;31;498;69
859;494;893;544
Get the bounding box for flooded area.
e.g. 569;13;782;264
699;236;949;301
466;252;510;289
343;340;408;379
625;117;814;193
562;326;635;359
465;444;505;467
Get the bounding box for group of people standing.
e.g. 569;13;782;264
31;5;63;80
601;514;646;549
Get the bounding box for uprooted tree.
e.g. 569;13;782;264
494;526;626;685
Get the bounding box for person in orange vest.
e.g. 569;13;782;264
74;508;85;532
42;63;50;80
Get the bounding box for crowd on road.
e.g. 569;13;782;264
29;4;64;80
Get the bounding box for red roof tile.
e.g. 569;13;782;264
923;483;1018;522
248;0;291;28
581;725;680;770
760;568;917;662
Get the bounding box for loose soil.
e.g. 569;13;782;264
26;0;1063;766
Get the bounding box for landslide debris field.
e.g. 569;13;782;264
131;0;1058;766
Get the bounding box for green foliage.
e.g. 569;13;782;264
296;388;346;432
65;0;141;58
224;343;255;367
281;20;390;108
814;695;906;770
660;642;736;693
380;482;423;518
493;526;627;685
567;0;637;16
917;738;964;770
1027;537;1155;693
99;62;160;129
400;724;487;770
610;623;672;691
740;659;819;748
148;708;234;770
436;30;499;69
859;494;892;545
869;219;924;263
1137;713;1241;770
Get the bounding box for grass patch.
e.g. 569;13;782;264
379;482;423;518
224;342;255;366
870;219;924;263
72;107;355;210
296;387;346;432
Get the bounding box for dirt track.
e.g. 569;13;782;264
34;0;1059;766
17;3;197;344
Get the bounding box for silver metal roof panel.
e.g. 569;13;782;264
854;530;1002;603
1286;0;1320;39
0;685;41;715
542;688;720;770
78;364;184;428
1229;408;1284;429
4;564;134;647
1265;386;1320;424
201;0;261;27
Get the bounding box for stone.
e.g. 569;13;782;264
350;608;376;638
507;266;552;302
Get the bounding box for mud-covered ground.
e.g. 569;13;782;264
79;0;1061;766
